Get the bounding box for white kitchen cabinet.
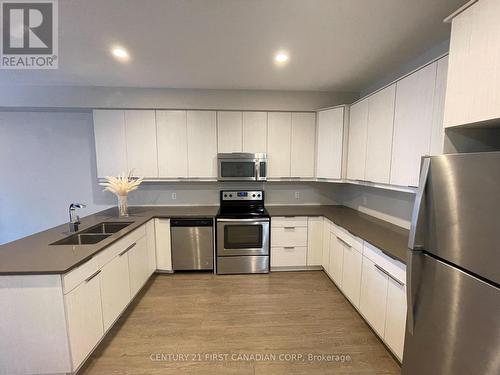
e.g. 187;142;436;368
93;110;127;177
156;110;188;178
290;112;316;178
444;0;500;127
267;112;292;178
124;110;158;177
242;111;267;153
271;246;307;267
155;218;172;271
64;272;103;370
329;233;344;287
128;235;150;298
307;217;323;266
365;85;396;184
384;276;407;360
145;219;157;275
217;111;243;153
316;107;345;180
100;250;131;331
340;240;362;308
430;56;449;155
322;219;331;273
346;99;369;180
187;111;217;178
359;256;389;337
390;62;437;187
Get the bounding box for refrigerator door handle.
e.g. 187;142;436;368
408;157;430;250
407;249;423;335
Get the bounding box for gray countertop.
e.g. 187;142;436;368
0;205;408;275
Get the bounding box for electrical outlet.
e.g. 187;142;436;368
294;191;300;200
171;192;177;200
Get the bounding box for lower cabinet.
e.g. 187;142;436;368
340;241;362;308
328;233;344;286
64;272;104;370
359;257;389;336
128;235;150;297
100;249;131;331
271;246;307;267
306;217;323;266
384;276;407;359
271;216;308;268
321;220;331;273
155;218;173;271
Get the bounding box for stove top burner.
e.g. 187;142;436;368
217;190;268;219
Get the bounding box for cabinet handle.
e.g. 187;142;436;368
85;269;101;283
119;242;136;256
374;264;405;287
283;246;295;250
337;237;351;248
284;226;295;230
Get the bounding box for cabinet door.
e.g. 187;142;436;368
145;219;157;275
329;233;344;286
384;276;407;360
100;252;131;331
267;112;291;178
346;100;369;180
365;85;396;184
271;246;307;267
341;243;362;308
430;56;448;156
93;110;127;177
316;107;344;179
242;112;267;153
155;218;172;271
322;221;331;273
217;111;242;153
307;217;323;266
156;110;188;178
65;274;103;370
128;236;150;297
187;111;217;178
390;62;437;187
359;257;389;337
290;112;316;178
124;110;158;178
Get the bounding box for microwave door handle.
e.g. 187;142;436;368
255;161;259;180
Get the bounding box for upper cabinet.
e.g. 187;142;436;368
290;112;316;178
316;107;345;180
267;112;292;178
444;0;500;127
242;112;267;153
186;111;218;178
390;61;440;187
217;111;243;153
365;85;396;184
346;100;369;180
93;110;158;178
156;110;188;178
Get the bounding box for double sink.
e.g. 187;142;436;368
52;222;133;245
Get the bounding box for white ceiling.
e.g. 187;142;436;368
0;0;465;92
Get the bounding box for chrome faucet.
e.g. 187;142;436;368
69;203;86;232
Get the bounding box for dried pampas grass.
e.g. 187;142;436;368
100;171;143;197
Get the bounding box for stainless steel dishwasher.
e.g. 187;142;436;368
170;218;214;270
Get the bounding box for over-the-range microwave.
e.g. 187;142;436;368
217;153;267;182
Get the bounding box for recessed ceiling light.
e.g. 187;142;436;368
111;46;129;61
274;52;289;65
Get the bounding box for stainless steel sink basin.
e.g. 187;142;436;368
51;233;111;245
80;222;133;235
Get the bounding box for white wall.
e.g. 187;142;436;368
0;111;110;244
0;86;358;111
342;184;415;229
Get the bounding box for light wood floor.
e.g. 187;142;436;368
79;271;400;375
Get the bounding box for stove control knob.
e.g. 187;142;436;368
252;194;256;198
229;194;233;197
257;194;261;198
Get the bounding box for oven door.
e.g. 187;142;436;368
218;159;257;181
217;218;269;256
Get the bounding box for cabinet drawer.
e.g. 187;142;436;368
271;246;307;267
63;256;100;294
94;225;146;268
334;226;363;253
271;227;307;247
363;242;406;285
271;216;308;228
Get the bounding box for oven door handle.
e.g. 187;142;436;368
217;218;270;223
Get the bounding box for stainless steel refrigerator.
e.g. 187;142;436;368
402;152;500;375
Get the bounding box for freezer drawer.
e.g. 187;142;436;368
403;252;500;375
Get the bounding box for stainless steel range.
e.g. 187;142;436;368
216;190;270;274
